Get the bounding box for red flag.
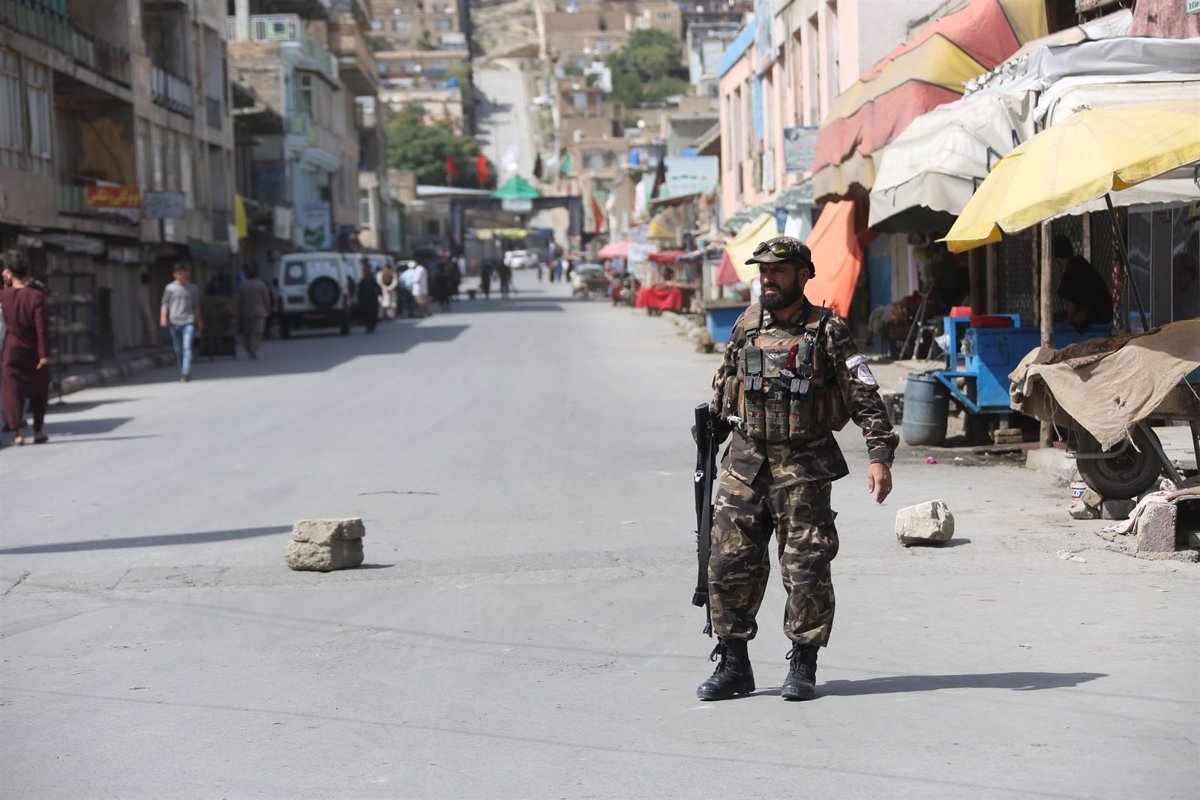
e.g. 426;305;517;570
591;196;606;234
446;153;459;184
475;153;489;187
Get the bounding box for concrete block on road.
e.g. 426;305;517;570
286;518;366;571
291;518;365;545
285;539;364;571
895;500;955;546
1134;502;1178;553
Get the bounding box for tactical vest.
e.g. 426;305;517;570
733;305;834;442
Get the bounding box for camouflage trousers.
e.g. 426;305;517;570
708;472;838;647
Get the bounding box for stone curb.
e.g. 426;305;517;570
59;351;177;396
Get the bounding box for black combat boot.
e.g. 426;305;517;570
696;639;755;701
780;644;819;701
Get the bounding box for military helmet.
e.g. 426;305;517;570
745;236;815;276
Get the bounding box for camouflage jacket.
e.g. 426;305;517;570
709;300;898;486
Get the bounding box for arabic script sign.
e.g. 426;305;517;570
85;185;141;209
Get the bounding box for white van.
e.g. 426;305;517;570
277;251;355;336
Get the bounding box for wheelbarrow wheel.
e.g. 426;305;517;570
1076;426;1164;500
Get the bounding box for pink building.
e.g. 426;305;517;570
717;0;945;222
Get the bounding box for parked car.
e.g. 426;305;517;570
570;262;608;297
503;249;537;269
277;251;355;337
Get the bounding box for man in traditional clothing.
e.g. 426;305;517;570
0;250;51;446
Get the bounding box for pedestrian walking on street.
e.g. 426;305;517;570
357;262;382;333
480;260;494;299
432;262;454;311
697;236;898;702
378;263;399;320
160;263;203;383
235;265;272;358
409;261;430;317
498;262;512;298
0;250;51;446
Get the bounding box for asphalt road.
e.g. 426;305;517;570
2;275;1197;799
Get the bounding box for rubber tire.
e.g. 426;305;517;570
1076;426;1164;500
308;277;340;310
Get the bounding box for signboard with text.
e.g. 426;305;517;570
85;185;140;209
299;202;331;248
783;125;819;174
143;191;185;220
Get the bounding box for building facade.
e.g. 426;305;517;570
1;0;236;359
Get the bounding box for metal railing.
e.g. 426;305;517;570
226;13;337;82
151;64;194;117
57;175;138;226
0;0;131;87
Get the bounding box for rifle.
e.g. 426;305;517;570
692;403;718;637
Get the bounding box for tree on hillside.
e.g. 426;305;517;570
605;29;688;107
385;104;496;189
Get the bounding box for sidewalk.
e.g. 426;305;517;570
54;346;178;397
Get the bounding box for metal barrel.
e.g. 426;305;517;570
902;373;949;447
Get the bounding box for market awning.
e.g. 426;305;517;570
813;0;1045;201
648;250;686;263
725;213;776;284
648;204;687;240
804;201;865;317
491;175;540;200
869;36;1200;231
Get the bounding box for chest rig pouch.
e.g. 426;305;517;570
737;306;833;442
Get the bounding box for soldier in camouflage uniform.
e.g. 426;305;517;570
697;236;897;702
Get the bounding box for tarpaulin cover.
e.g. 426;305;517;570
714;250;741;286
1009;319;1200;449
597;240;634;259
803;200;863;317
648;250;686;263
635;285;683;311
813;0;1045;198
724;213;776;284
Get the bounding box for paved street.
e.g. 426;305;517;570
1;274;1197;799
474;58;537;181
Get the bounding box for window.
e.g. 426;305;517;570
298;73;314;115
426;218;439;235
393;19;410;32
136;118;150;188
807;14;821;124
434;18;451;31
359;188;372;227
826;1;840;101
572;92;587;108
181;145;194;208
151;124;164;190
23;62;50;174
0;47;25;171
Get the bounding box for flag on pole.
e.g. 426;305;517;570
651;157;667;200
559;151;572;178
591;196;606;234
446;153;459;184
475;153;489;187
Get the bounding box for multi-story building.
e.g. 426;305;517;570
537;0;682;70
1;0;235;359
369;0;469;52
228;0;365;269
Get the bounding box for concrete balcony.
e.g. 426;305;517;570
227;14;338;86
150;64;194;117
0;0;131;87
329;13;378;97
57;175;139;229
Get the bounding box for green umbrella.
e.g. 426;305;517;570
491;175;541;200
